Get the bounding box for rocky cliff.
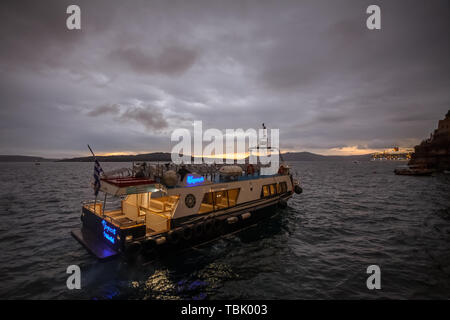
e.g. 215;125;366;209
409;110;450;171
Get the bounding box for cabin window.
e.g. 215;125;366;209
261;185;270;198
198;188;240;214
214;190;229;209
198;192;215;214
269;184;277;195
261;183;278;198
227;188;240;207
278;182;287;193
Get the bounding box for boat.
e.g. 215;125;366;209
394;165;433;176
72;158;303;260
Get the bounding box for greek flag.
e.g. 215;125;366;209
93;159;104;196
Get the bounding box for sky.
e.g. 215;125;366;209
0;0;449;158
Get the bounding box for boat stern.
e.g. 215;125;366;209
72;205;146;259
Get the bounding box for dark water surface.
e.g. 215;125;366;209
1;161;450;299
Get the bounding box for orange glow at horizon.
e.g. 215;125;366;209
93;145;407;158
326;146;384;155
192;150;281;159
96;151;140;156
192;152;250;160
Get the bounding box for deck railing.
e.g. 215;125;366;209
82;200;172;231
82;201;145;228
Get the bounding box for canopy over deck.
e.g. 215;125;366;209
98;177;167;197
92;161;287;197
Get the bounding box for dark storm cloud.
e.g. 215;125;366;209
0;0;448;157
87;103;169;130
87;104;121;117
120;105;168;130
110;46;198;75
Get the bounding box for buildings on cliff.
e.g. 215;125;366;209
371;147;414;161
408;110;450;171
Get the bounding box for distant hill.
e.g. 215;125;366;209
59;151;373;162
282;152;327;161
58;152;173;162
0;155;56;162
0;151;374;162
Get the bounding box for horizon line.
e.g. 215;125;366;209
0;150;386;160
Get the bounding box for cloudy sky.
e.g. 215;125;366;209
0;0;449;158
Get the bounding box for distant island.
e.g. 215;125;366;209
58;152;173;162
0;155;56;162
0;152;373;162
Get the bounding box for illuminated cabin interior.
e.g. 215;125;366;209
197;188;240;214
86;188;244;233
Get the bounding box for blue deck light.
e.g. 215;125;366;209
102;220;116;244
186;175;205;185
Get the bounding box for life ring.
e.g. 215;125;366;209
185;194;196;208
182;224;194;241
246;164;255;175
167;229;181;245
